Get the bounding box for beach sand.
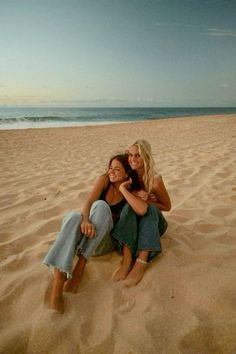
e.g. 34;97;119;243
0;114;236;354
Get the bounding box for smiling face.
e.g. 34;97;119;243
128;145;144;171
108;159;128;183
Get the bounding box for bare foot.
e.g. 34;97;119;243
63;278;79;293
48;269;66;313
49;294;64;314
112;263;132;282
123;258;147;287
64;256;86;293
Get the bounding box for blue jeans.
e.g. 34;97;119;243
111;204;168;261
43;200;114;278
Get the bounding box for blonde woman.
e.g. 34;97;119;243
112;140;171;286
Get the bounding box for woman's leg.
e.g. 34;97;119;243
43;211;83;277
111;204;139;281
79;200;114;259
49;269;66;313
43;211;83;310
137;204;162;259
111;203;139;257
123;250;149;287
112;244;133;281
63;254;87;293
124;205;163;286
64;200;114;292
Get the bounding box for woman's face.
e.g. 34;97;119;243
128;145;144;170
108;159;127;183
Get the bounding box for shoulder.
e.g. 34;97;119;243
94;174;109;189
152;174;163;188
151;174;168;195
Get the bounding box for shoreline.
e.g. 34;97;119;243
0;112;235;131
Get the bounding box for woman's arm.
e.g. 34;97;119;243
149;175;171;211
119;179;148;216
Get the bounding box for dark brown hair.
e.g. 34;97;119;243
108;154;139;191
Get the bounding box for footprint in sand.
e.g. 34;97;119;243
216;171;231;178
169;208;198;225
230;195;236;202
210;208;232;217
197;223;218;233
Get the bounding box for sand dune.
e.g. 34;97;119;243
0;114;236;354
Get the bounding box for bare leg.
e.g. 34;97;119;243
112;245;133;282
64;255;87;293
123;250;149;287
49;268;66;313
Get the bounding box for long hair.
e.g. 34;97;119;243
107;154;139;191
130;140;155;192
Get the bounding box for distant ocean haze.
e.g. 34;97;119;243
0;107;236;129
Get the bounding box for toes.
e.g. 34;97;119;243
111;267;123;282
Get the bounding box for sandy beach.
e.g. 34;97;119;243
0;114;236;354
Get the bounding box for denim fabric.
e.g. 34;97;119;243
111;203;168;261
42;200;114;278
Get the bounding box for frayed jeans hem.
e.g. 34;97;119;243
43;262;72;280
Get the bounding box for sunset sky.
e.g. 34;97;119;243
0;0;236;107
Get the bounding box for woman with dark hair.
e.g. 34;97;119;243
43;153;147;312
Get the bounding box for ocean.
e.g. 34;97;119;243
0;106;236;129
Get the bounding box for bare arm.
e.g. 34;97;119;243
81;175;108;219
148;175;171;211
119;179;148;216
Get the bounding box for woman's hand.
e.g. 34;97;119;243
80;220;96;238
133;189;149;201
118;181;148;216
119;178;133;192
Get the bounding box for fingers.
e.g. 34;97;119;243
87;224;96;238
80;222;96;238
120;178;132;191
143;192;148;201
136;191;148;201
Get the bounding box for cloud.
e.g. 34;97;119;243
206;28;236;38
219;83;230;88
155;21;196;28
155;22;236;39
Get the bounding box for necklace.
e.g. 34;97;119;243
109;184;121;204
112;184;120;195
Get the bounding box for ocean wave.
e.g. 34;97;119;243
0;107;236;128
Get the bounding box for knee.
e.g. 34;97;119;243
90;201;113;225
121;203;130;213
62;211;82;224
146;204;160;220
91;200;110;214
119;203;135;218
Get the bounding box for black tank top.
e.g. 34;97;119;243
100;184;126;224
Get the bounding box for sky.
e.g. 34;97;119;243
0;0;236;107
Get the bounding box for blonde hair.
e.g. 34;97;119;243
130;139;155;193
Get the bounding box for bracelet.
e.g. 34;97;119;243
136;258;148;265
